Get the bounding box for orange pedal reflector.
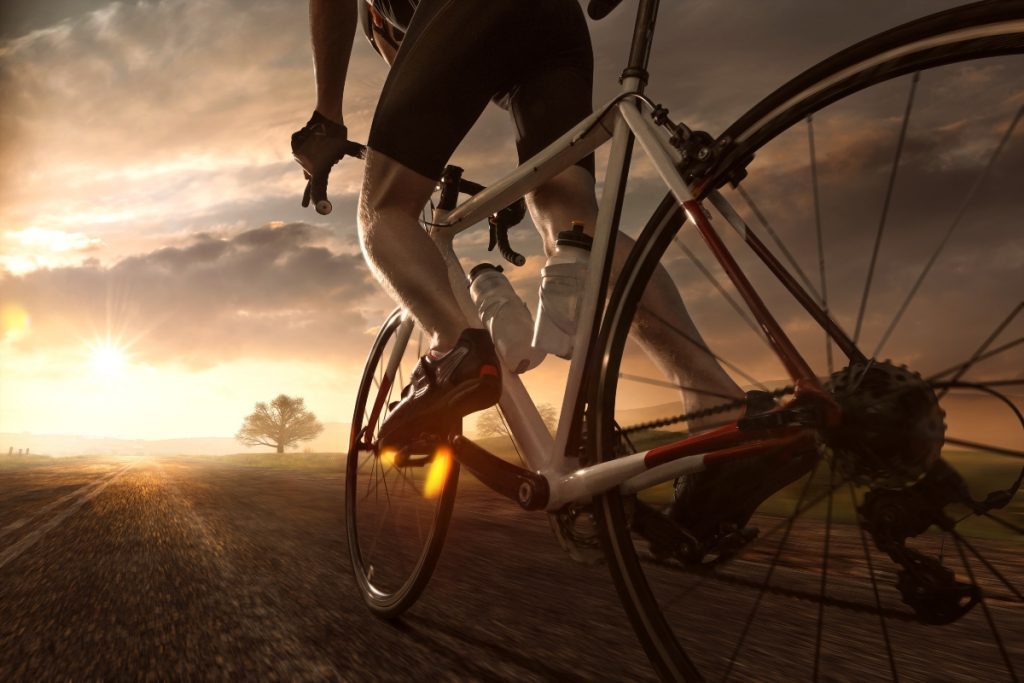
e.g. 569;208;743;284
424;446;453;499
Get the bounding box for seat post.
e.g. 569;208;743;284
622;0;660;91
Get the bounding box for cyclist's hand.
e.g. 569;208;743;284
290;111;363;215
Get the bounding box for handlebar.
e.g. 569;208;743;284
305;152;527;267
305;141;367;215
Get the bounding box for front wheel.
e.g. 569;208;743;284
346;309;459;618
590;4;1024;680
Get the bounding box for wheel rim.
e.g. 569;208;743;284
593;50;1024;681
346;311;459;614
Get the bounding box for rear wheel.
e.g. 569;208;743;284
590;5;1024;680
346;309;459;618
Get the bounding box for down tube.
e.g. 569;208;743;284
429;209;554;465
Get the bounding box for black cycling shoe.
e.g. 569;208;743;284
664;393;818;560
378;328;501;452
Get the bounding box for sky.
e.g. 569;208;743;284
0;1;1021;445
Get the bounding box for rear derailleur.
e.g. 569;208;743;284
859;458;1023;625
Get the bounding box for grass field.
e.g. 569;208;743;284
0;452;85;470
5;436;1018;542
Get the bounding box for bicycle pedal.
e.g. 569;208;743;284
632;501;701;562
704;525;759;565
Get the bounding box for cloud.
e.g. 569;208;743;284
0;0;385;248
1;222;394;368
1;0;1021;383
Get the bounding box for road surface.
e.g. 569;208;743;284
1;456;1020;681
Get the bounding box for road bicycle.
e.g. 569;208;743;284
343;1;1024;680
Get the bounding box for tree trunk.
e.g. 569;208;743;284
276;444;284;454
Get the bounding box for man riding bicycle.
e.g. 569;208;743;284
291;0;805;555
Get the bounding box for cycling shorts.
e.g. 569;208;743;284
368;0;595;181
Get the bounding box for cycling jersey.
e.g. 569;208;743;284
366;0;595;181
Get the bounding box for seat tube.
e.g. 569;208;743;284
552;94;638;463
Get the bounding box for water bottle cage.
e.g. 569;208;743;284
487;198;528;267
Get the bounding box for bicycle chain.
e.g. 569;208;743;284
619;385;797;436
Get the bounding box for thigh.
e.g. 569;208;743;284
368;0;524;181
506;0;595;175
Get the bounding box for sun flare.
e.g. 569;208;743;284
88;341;129;377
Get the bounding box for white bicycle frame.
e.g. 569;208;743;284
369;0;1024;512
408;68;720;511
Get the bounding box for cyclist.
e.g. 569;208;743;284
291;0;800;553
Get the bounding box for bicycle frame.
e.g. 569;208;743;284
400;0;844;511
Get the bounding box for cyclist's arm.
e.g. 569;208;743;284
309;0;358;127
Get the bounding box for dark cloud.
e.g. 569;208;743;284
1;222;393;367
645;87;1024;385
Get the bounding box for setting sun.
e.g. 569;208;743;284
88;341;129;377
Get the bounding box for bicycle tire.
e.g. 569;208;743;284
589;4;1024;681
346;308;460;618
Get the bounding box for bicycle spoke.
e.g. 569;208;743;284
928;337;1024;382
735;184;821;301
637;303;768;391
949;529;1023;601
672;235;765;342
849;483;899;681
722;461;821;681
971;380;1024;388
855;73;919;344
807;115;833;375
981;512;1024;536
366;469;395;564
944;437;1023;459
953;535;1018;679
812;469;837;681
394;464;426;498
874;106;1024;358
938;302;1022;400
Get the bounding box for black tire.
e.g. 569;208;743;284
346;309;460;618
590;5;1024;681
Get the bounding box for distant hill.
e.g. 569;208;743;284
1;422;350;457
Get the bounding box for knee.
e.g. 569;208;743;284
357;184;416;248
358;148;436;244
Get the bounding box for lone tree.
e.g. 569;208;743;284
236;394;324;454
475;403;558;438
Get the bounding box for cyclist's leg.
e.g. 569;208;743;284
361;0;536;352
358;152;466;351
527;170;744;425
506;5;743;423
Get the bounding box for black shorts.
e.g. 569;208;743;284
368;0;595;181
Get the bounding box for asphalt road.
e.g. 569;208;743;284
1;456;1020;681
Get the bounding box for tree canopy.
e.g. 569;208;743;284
475;403;558;439
236;394;324;453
